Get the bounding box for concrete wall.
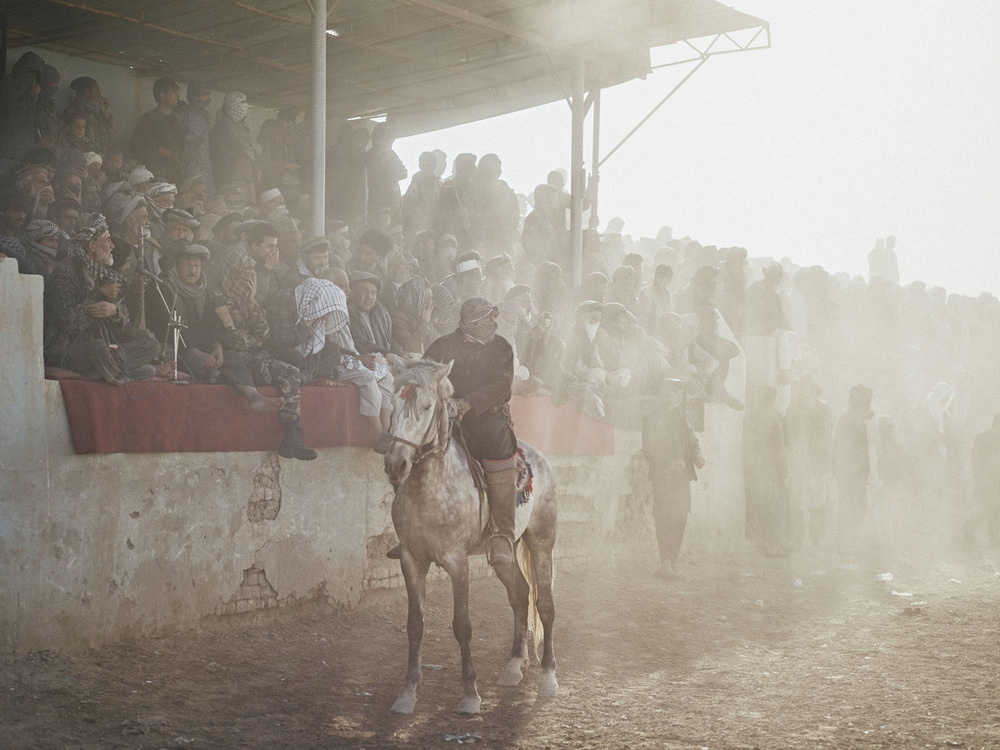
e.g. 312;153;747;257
0;257;745;653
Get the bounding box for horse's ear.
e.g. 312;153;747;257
437;360;454;380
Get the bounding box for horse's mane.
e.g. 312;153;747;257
396;359;455;399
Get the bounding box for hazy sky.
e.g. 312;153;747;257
395;1;1000;298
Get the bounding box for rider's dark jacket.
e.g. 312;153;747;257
425;329;516;460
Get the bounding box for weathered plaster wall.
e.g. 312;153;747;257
0;259;745;653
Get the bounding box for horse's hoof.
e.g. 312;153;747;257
497;658;526;686
456;696;481;714
538;671;558;698
390;695;417;714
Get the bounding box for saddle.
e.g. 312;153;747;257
452;425;534;511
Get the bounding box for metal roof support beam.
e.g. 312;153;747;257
310;0;327;237
569;56;585;286
589;86;601;230
397;0;551;50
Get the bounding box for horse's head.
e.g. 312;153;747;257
384;359;454;485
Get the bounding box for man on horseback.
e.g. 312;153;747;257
423;296;519;569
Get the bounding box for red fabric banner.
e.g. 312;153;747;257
51;373;614;456
509;394;615;456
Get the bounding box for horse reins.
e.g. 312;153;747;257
387;395;450;460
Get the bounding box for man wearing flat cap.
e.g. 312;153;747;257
642;375;705;580
423;296;521;569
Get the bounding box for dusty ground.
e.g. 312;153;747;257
2;546;999;750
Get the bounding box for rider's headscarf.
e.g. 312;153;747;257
459;296;499;345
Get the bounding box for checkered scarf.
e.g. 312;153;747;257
73;214;126;290
219;249;257;310
295;277;348;356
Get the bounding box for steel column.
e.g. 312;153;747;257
589;86;601;230
569;56;585;286
310;0;327;237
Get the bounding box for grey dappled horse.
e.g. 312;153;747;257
383;359;558;715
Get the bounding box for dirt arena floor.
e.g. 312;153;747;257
2;546;999;750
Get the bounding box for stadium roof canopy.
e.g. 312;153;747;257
4;0;768;136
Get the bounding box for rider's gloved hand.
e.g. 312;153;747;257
447;398;472;419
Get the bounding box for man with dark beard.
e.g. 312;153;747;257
42;214;160;383
424;297;519;569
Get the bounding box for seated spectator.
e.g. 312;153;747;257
423;232;458;285
594;302;667;398
20;219;62;278
0;189;37;275
130;78;184;184
146;181;178;241
431;251;483;338
389;275;435;356
210;248;316;460
348;271;404;366
608;264;640;316
579;271;610;304
244;221;293;306
47;198;80;256
42;213;161;383
154;242;282;411
533;260;571;335
55;113;89;158
161;208;199;245
290;235;331;285
127;166;154;194
175;173;209;216
345;228;392;280
327;219;351;264
14;163;55;222
640;263;673;332
302;269;393;446
81;151;104;211
51;167;84;205
482;253;515;303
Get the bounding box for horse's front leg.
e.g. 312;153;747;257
494;543;530;686
390;551;430;714
445;555;481;714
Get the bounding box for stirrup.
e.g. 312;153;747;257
485;533;515;567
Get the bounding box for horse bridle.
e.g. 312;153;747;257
387;394;451;461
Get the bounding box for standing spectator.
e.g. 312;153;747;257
36;65;62;150
130;78;185;183
364;123;407;227
743;384;790;555
833;385;874;555
257;109;304;206
471;153;519;255
971;414;1000;548
642;376;705;579
62;76;117;155
211;91;259;207
785;375;834;550
0;52;46;170
401;151;440;242
868;235;900;285
434;152;477;250
521;184;561;265
175;80;215;199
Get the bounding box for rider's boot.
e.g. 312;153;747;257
484;464;518;569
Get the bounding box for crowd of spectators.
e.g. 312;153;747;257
2;53;998;563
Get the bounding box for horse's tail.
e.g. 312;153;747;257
516;539;544;663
